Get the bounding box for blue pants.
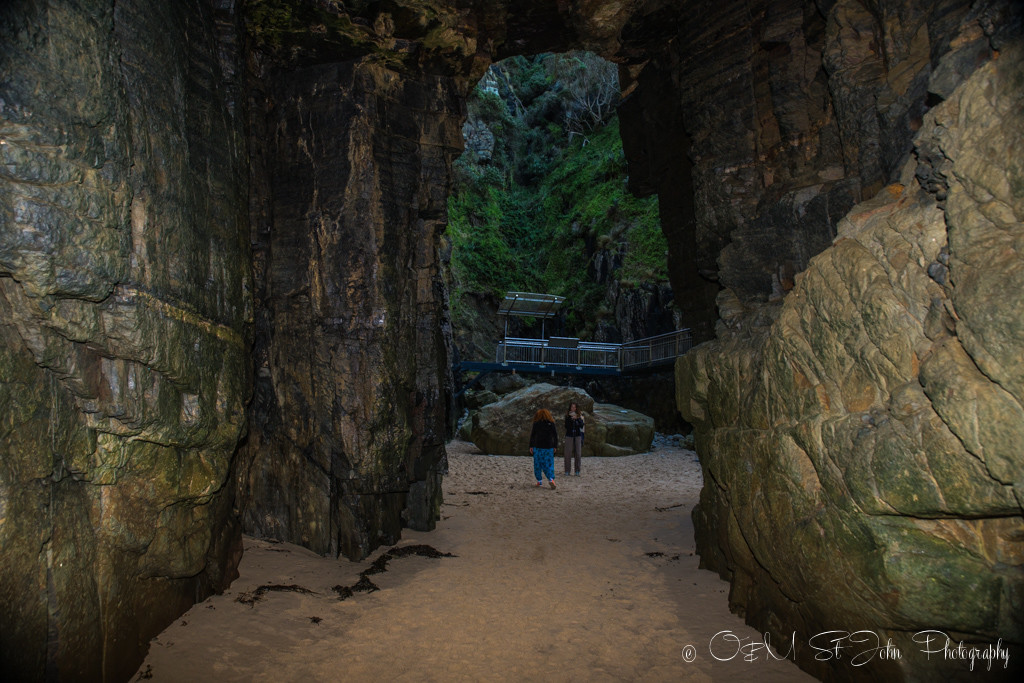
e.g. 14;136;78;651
533;448;555;482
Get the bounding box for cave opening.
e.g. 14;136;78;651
448;51;696;434
447;51;671;353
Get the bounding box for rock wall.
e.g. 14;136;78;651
235;58;461;560
0;0;250;680
677;9;1024;681
620;0;1003;339
234;0;677;561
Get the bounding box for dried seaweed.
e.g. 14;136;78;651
235;584;317;607
332;544;456;601
643;551;680;561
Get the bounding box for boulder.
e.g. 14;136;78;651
457;418;473;442
587;404;656;457
464;388;498;410
676;40;1024;681
481;372;531;396
469;383;653;456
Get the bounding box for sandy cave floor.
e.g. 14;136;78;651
134;440;813;682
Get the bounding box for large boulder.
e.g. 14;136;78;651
481;372;531;396
588;404;656;457
469;382;654;456
464;388;498;410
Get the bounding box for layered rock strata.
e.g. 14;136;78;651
0;1;250;679
679;24;1024;683
620;0;1004;342
235;58;461;559
234;0;680;561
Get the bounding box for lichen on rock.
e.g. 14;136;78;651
1;0;251;679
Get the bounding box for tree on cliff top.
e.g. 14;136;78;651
446;52;670;356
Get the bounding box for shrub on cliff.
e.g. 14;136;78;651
446;53;669;344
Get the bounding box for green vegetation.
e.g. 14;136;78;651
244;0;370;54
446;53;668;339
244;0;471;68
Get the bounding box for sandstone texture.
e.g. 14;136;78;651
469;382;654;457
678;32;1024;683
1;1;250;679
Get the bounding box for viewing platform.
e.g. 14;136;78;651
456;292;693;387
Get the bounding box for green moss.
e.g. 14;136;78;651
244;0;375;59
447;55;668;340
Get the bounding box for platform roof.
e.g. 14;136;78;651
498;292;565;319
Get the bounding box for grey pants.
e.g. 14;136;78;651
564;436;582;474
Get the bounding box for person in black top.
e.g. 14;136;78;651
564;402;585;476
529;408;558;489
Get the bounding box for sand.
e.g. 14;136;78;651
134;440;813;682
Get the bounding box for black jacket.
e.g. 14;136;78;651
529;420;558;449
564;414;584;437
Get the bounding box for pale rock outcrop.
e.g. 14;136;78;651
678;38;1024;681
469;382;653;457
588;403;657;457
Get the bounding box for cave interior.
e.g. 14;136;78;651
0;0;1022;680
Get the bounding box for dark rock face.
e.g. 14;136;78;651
236;0;680;565
0;0;249;680
235;58;461;560
619;0;1002;331
677;16;1024;682
585;370;686;434
619;54;719;341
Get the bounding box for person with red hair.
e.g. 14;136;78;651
529;408;558;489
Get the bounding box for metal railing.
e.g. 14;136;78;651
494;329;691;372
620;329;693;370
496;338;620;369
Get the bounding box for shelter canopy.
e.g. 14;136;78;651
498;292;565;319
